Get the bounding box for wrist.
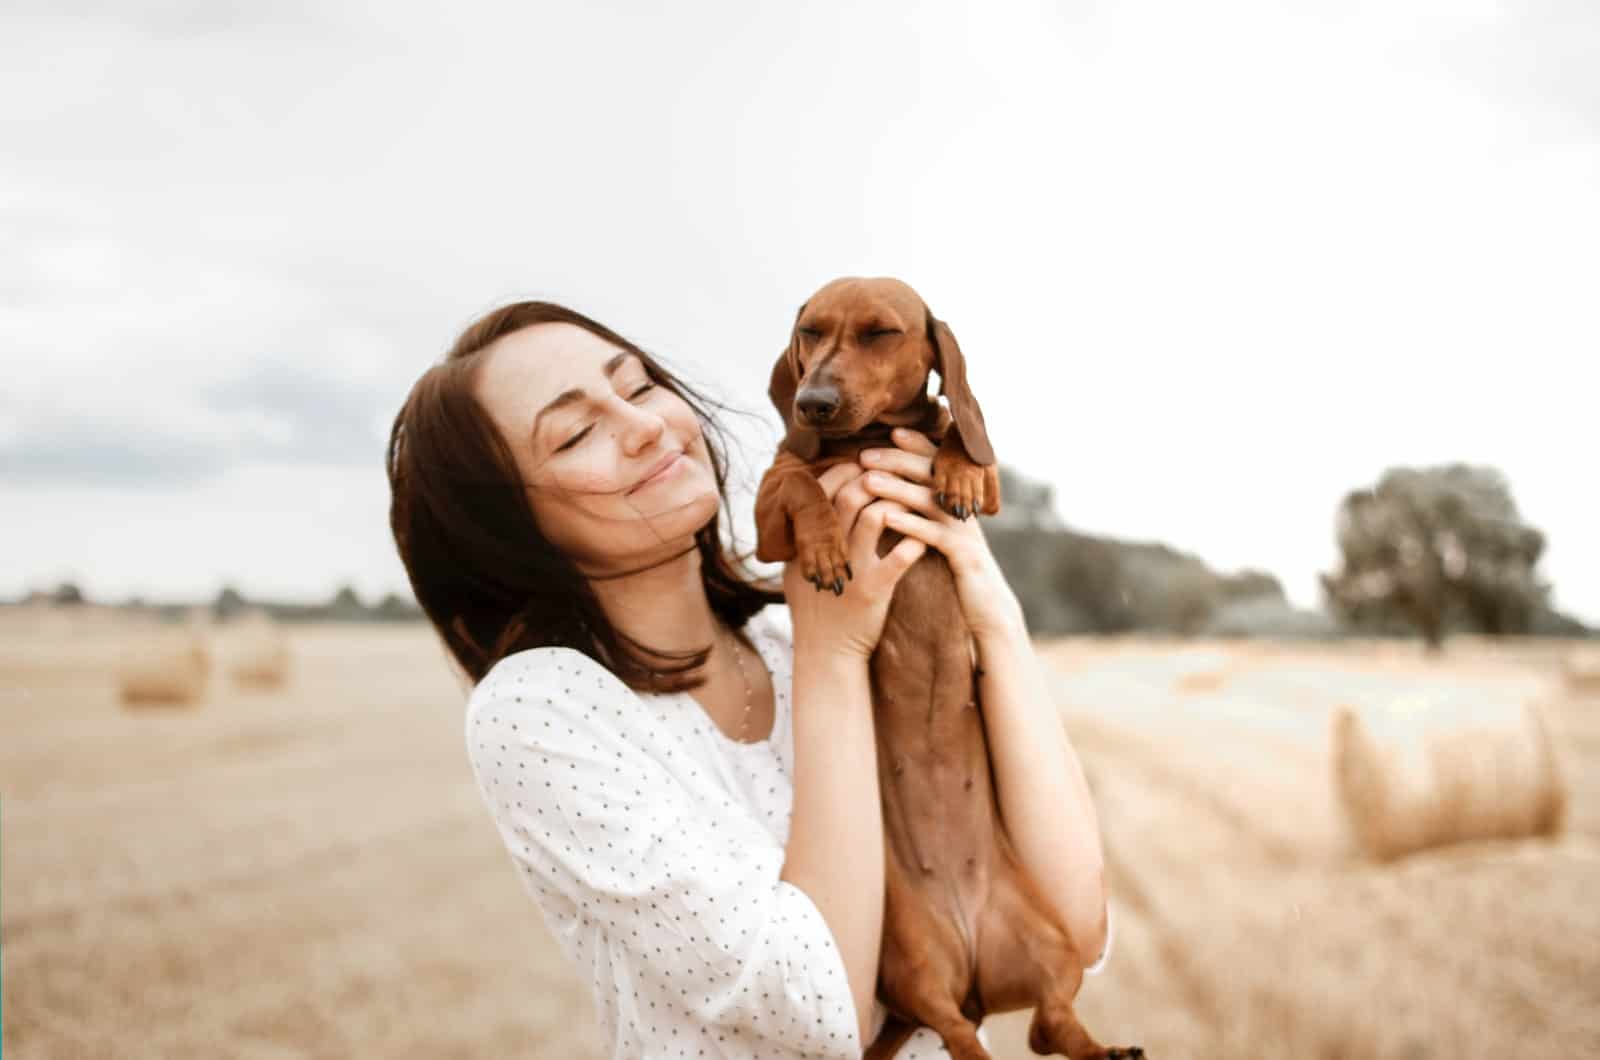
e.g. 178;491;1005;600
794;640;874;672
972;603;1028;646
790;634;870;675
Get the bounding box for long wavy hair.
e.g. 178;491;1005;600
386;300;782;690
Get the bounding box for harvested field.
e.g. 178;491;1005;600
3;613;1597;1058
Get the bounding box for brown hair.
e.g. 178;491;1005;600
386;300;782;689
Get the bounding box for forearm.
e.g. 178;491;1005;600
780;646;884;1050
976;620;1108;964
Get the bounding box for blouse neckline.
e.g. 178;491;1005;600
647;610;785;751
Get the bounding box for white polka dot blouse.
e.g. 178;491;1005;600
465;603;1110;1059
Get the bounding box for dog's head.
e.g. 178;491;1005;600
766;276;995;465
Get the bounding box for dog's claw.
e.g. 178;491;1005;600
936;490;945;507
845;562;853;581
832;577;843;595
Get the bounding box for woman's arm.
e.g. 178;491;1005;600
974;617;1108;966
780;644;885;1052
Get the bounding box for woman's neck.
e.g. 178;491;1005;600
586;542;723;659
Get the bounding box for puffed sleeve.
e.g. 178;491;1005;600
466;646;863;1058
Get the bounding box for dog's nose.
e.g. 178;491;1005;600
796;388;840;424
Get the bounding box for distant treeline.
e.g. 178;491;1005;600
13;583;424;624
984;464;1593;642
15;462;1593;644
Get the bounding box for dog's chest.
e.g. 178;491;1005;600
870;552;994;806
871;550;974;717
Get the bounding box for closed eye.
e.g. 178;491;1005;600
796;327;822;339
863;328;902;340
555;382;656;451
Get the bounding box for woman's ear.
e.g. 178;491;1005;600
925;310;995;466
767;302;820;461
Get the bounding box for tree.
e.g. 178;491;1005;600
375;591;420;621
214;585;247;620
328;584;366;620
1321;464;1550;650
52;581;85;606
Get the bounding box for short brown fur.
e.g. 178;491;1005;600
754;277;1143;1059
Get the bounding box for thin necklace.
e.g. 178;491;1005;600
725;624;755;742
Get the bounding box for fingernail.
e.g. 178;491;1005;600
860;450;878;463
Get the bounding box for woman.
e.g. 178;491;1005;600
386;301;1112;1059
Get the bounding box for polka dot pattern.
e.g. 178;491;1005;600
465;605;985;1058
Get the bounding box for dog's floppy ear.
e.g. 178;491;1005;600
767;302;820;461
926;309;995;466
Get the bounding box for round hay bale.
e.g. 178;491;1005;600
1564;649;1600;695
1330;696;1565;862
117;625;211;708
224;609;290;689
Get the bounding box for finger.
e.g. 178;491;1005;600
815;460;866;501
892;428;939;456
883;530;928;577
860;447;933;484
862;470;944;518
883;507;948;552
846;498;898;565
832;474;877;537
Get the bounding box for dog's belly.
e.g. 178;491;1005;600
871;548;1002;983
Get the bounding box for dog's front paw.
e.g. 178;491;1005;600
931;449;992;521
795;522;852;595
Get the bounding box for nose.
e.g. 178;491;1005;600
616;394;666;450
796;387;840;424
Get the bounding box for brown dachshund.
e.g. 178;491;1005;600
754;277;1143;1060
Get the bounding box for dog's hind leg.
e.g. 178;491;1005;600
1027;995;1144;1059
862;1012;918;1060
893;992;990;1060
973;841;1145;1058
876;862;992;1059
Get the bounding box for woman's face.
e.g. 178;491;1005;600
473;322;719;575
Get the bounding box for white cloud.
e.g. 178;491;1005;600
2;0;1595;623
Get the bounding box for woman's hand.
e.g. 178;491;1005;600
785;460;927;662
857;428;1026;640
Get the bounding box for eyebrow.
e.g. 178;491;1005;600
531;351;640;446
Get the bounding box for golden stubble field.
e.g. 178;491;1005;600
3;608;1598;1058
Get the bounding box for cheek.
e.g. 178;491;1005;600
661;402;705;450
531;444;631;499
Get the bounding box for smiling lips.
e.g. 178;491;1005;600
630;451;683;493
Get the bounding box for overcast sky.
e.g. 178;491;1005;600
3;0;1596;624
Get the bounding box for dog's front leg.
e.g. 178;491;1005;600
930;427;1001;521
754;460;852;594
